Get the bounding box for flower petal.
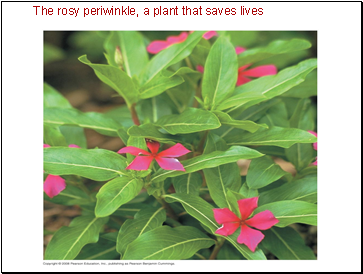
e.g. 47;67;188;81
155;157;185;171
245;210;279;230
237;225;265;252
238;64;252;73
126;156;153;170
157;143;191;158
203;31;217;40
118;146;150;156
68;144;81;148
242;65;277;78
312;158;318;165
238;197;259;220
166;32;188;44
308;131;318;150
215;223;240;236
44;174;66;198
147;41;171;54
44;144;51;148
235;46;246;55
236;75;251;86
213;208;240;224
146;140;160;154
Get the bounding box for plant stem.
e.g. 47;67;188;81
129;103;140;126
155;196;178;221
209;238;226;260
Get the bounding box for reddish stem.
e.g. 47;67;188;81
129;104;140;126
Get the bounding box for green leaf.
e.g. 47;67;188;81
139;73;184;99
44;83;72;108
285;98;316;171
137;93;174;123
239;183;258;198
44;184;91;206
217;242;245;260
79;55;138;107
282;70;317;98
44;125;68;147
116;207;166;255
104;31;148;77
226;126;317;148
155;108;221;134
44;216;108;260
202;36;238;109
223;59;317;113
59;126;87;148
127;124;180;145
75;237;119;260
122;226;214;260
95;177;144;217
254;200;317;227
246;156;288;189
44;43;65;64
258;101;290;128
140;31;203;85
259;176;317;205
44;107;126;137
151;145;263;183
238;39;311;67
172;173;203;196
203;133;241;209
262;227;316;260
44;147;128;181
163;194;266;260
213;111;268;133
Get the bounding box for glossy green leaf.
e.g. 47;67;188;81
44;107;125;137
127;124;180;145
247;156;288;189
151;145;263;183
262;227;316;260
238;39;311;66
117;207;166;255
59;126;87;148
140;31;203;85
44;184;91;206
285;99;316;171
259;176;317;205
137;93;174;123
95;177;144;217
213;111;268;133
224;59;317;113
104;31;148;77
75;238;119;260
44;125;68;147
139;73;184;99
44;147;128;181
44;83;72;108
44;216;108;260
254;200;317;227
163;194;266;260
79;55;138;107
217;242;245;260
226;126;317;148
282;70;317;98
122;226;214;260
203;133;241;209
172;173;203;196
156;108;221;134
258;101;290;128
239;183;258;198
202;36;238;109
216;91;266;111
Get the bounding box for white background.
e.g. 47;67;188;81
1;1;361;272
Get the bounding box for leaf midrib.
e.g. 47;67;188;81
44;161;124;175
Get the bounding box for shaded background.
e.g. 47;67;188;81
44;31;317;259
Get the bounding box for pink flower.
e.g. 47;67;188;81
235;46;246;55
147;31;217;54
118;140;190;171
43;144;80;198
213;197;279;252
237;64;277;86
308;131;318;165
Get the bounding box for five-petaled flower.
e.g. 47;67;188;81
213;197;279;252
308;130;318;165
43;144;80;198
118;140;190;171
147;31;217;54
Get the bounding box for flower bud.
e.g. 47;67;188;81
115;46;124;69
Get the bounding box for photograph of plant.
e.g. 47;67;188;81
43;30;317;260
